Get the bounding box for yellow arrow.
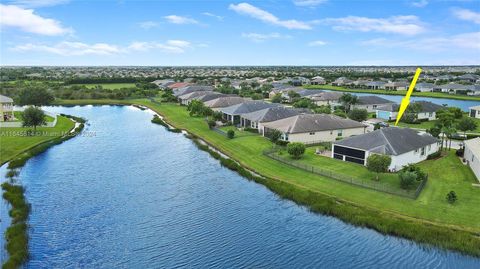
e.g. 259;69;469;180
395;68;422;126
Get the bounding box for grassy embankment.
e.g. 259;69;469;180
69;83;136;89
53;99;480;256
396;117;480;133
305;84;480;102
12;111;55;123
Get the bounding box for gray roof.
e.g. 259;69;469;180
310;91;343;101
366;81;386;87
262;113;365;134
178;91;213;100
241;106;300;123
0;94;13;103
334;127;438;156
357;96;394;105
437;83;467;90
415;82;434;88
219;101;280;115
195;92;229;102
297;89;323;97
173;85;214;97
204;96;246;108
377;101;444;113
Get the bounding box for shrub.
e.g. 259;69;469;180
399;171;417;189
427;150;441;160
456;148;464;157
6;169;19;179
366;154;391;180
207;119;216;129
271;93;283;103
401;164;427;181
268;129;282;143
287;142;306;159
275;140;289;146
347;108;368;122
446;191;457;204
244;127;259;133
227;130;235;139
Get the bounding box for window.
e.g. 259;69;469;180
309;132;315;135
330;131;333;135
373;105;377;109
415;149;418;153
337;130;343;137
428;145;431;150
421;147;425;156
429;112;433;117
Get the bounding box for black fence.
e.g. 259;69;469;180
263;148;427;199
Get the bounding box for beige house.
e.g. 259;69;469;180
0;94;14;122
262;114;366;144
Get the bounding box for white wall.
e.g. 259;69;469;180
464;144;480;182
385;142;439;171
417;112;436;120
287;127;365;143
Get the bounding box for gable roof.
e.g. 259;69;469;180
262;113;365;134
204;96;246;108
241;106;300;123
219;101;280;115
309;91;343;101
357;96;394;105
377;101;444;113
173;85;214;97
0;94;13;103
334;127;438;156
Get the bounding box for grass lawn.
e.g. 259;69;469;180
306;84;480;102
219;125;259;138
396;117;480;133
13;111;55;122
52;99;480;232
69;83;137;89
0;116;75;165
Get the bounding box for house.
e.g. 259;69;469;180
384;81;409;91
414;82;434;92
262;114;366;144
464;138;480;181
178;91;216;105
309;91;343;106
240;106;300;134
365;81;386;90
311;76;326;85
204;96;246;110
151;79;174;89
458;74;480;83
218;101;280;125
376;101;444;121
173;85;213;97
332;127;439;171
351;96;394;113
0;94;14;122
466;85;480;96
435;83;468;94
470;105;480;119
332;77;353;86
291;77;310;86
167;82;191;90
194;92;228;103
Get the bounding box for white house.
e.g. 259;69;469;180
376;101;444;121
262;114;366;144
464;138;480;182
332;127;439;171
240;106;300;134
415;82;434;92
351;96;394;113
469;105;480;119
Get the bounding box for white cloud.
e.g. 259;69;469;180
361;32;480;51
164;15;198;24
308;40;327;46
241;32;291;42
0;4;72;35
229;2;311;30
12;41;122;56
293;0;327;7
202;12;224;21
8;0;69;8
11;39;197;56
452;8;480;24
138;21;158;29
320;15;425;35
411;0;428;8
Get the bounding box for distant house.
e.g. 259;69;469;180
262;114;366;144
435;83;468;94
332;127;439;171
376;101;444;121
204;96;246;110
470;105;480;119
351;96;394;113
0;94;14;122
240;106;299;134
151;79;174;89
218;101;280;125
173;85;213;97
291;77;310;86
464;138;480;182
458;74;480;83
167;82;191;90
178;91;216;105
414;82;434;92
384;81;409;91
466;85;480;96
332;77;353;86
309;91;343;106
311;76;326;85
365;81;386;90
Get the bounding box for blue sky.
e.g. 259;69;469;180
0;0;479;66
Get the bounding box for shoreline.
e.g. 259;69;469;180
304;85;480;102
50;100;480;257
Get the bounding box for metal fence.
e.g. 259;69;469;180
263;148;427;199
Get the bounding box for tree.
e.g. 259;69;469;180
402;102;422;123
293;98;316;109
287;142;306;159
366;154;391;180
427;125;441;138
401;164;427;182
339;93;358;113
271;93;283;103
446;191;457;204
374;123;381;130
314;105;331;114
227;130;235;139
187;100;212;117
207;119;216;129
347;108;368;122
16;87;54;106
22;106;46;132
333;109;347;118
287;91;300;102
268;129;282;144
457;117;477;136
436;110;455;151
399;171;417;189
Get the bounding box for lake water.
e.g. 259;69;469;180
322;90;479;111
1;105;480;268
